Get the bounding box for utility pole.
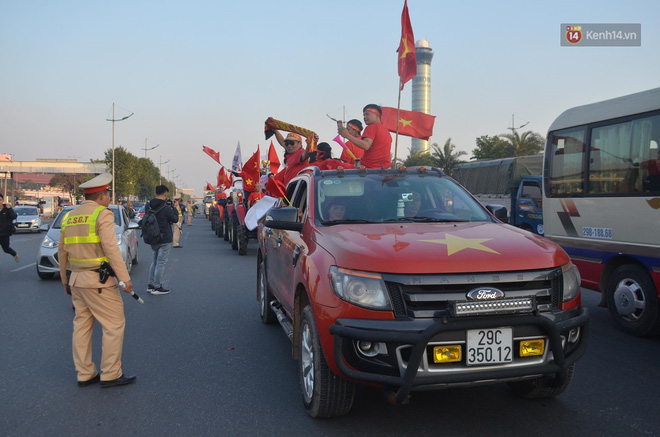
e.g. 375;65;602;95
159;155;170;185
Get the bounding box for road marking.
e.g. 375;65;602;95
11;262;36;272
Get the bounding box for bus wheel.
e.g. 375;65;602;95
606;265;660;337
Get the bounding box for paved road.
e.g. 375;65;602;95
1;217;659;436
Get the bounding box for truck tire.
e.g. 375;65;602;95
223;209;229;241
299;305;355;418
508;364;575;399
605;265;660;336
238;225;248;255
231;211;239;250
258;255;276;324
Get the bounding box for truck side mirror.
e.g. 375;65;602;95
486;204;508;223
265;207;303;232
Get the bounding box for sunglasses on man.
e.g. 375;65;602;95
284;140;299;146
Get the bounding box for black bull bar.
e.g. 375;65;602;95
329;308;589;404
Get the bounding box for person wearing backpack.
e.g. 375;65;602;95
144;185;179;295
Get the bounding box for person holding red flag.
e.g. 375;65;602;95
337;104;392;169
240;146;261;206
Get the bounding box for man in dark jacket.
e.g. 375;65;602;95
146;185;179;295
0;193;19;262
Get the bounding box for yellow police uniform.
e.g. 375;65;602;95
172;201;183;247
187;201;193;226
58;173;133;385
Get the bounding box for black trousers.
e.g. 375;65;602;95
0;235;16;257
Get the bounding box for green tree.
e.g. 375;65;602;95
471;135;512;160
23;180;40;190
397;149;437;168
135;157;161;201
499;131;545;157
104;146;138;199
431;138;466;176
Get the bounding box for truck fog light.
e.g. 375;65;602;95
568;328;580;343
433;345;462;363
357;341;380;357
519;339;544;357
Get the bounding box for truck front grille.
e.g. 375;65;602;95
383;268;563;318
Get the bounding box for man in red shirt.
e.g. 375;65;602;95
338;104;392;169
339;119;365;165
273;130;310;186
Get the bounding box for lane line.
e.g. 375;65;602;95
10;262;37;272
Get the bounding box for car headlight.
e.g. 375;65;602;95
41;235;58;248
31;219;38;224
329;266;392;311
562;262;581;302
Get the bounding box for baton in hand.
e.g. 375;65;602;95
119;281;144;304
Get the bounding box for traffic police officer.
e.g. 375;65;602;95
58;173;137;388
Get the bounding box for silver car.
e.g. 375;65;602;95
37;204;140;279
13;205;43;233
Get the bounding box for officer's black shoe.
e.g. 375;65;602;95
101;374;137;388
77;374;100;387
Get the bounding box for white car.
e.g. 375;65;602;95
37;204;140;279
13;205;43;233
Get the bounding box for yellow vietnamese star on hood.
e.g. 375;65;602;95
421;234;500;256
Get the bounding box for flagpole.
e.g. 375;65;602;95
393;79;403;169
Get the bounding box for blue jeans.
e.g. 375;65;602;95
148;243;172;287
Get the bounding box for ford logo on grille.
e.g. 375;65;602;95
467;288;505;301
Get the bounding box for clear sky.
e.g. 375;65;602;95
1;0;658;195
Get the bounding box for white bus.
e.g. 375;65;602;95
543;87;660;336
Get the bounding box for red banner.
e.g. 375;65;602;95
397;0;416;90
264;117;318;152
268;141;280;174
240;146;260;192
202;145;221;164
381;107;435;140
265;170;287;200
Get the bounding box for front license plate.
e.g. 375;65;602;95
17;224;28;227
466;327;513;366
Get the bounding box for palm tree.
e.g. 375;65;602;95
499;131;545;157
397;149;437;168
431;138;466;176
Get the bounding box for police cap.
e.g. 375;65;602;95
79;173;112;194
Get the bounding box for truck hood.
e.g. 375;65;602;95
312;222;569;274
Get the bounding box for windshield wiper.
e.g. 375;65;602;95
385;217;469;223
323;219;374;225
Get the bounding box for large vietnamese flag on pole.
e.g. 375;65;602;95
381;107;436;140
397;0;416;90
202;145;221;164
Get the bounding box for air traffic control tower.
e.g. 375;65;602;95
411;39;434;153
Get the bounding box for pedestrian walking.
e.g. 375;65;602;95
0;193;19;262
58;173;136;388
187;200;193;226
146;185;179;295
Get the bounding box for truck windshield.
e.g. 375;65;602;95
316;173;492;225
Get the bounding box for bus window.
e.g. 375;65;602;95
547;128;586;196
589;115;660;194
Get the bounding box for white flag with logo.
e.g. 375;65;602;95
232;142;243;173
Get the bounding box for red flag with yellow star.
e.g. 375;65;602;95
202;145;221;164
268;141;280;174
240;145;261;192
397;0;416;90
381;106;435;140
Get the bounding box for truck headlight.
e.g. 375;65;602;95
330;266;392;311
41;235;58;248
562;262;581;302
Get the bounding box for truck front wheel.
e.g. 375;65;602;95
508;364;575;399
606;265;659;336
258;256;276;324
299;305;355;418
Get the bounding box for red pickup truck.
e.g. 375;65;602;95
258;167;589;418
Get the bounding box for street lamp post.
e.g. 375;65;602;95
106;103;134;203
143;138;159;158
159;155;170;185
